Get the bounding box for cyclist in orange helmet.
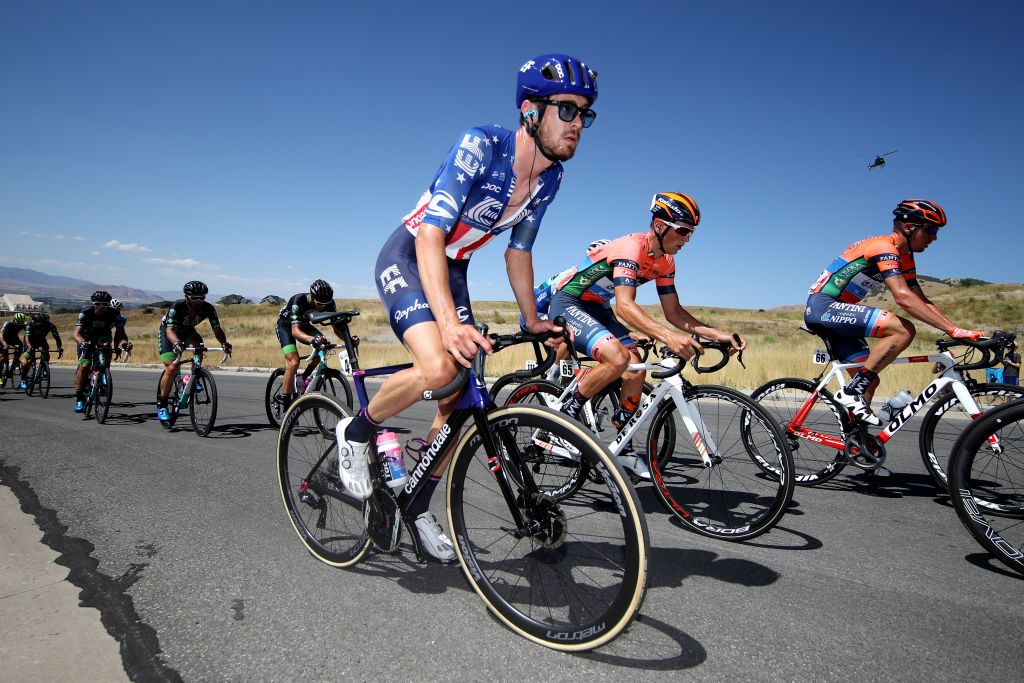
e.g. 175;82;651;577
805;199;984;438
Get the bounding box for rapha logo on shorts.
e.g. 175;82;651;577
395;298;430;322
379;264;408;295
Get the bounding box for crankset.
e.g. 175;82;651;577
843;427;887;470
364;486;401;552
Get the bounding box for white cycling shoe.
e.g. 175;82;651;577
333;417;373;501
616;447;651;481
414;511;456;563
833;388;881;426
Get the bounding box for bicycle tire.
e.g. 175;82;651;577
38;359;50;398
189;369;218;436
503;379;589;500
749;378;849;485
447;404;648;651
265;368;287;427
278;393;371;567
919;382;1024;492
648;384;795;540
948;399;1024;575
95;368;112;424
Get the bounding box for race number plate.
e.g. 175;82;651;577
524;360;538;371
813;349;829;365
559;359;576;378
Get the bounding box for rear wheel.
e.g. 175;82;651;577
265;368;287;427
447;404;648;651
749;378;849;485
277;393;370;566
919;383;1024;492
189;369;218;436
948;399;1024;575
648;385;795;540
504;379;589;500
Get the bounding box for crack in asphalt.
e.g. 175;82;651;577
0;462;183;682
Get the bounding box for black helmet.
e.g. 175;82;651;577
32;312;49;323
183;281;209;299
91;290;112;304
309;279;334;305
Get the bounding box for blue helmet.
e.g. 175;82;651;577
516;53;598;107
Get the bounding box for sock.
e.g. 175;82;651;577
76;390;85;401
845;369;877;396
344;408;380;443
408;475;442;517
157;395;168;408
611;394;640;430
559;385;589;419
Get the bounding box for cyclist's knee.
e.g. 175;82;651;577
284;354;300;371
418;355;459;390
600;342;630;375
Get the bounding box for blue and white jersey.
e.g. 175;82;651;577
400;125;563;261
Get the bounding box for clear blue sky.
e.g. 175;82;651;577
2;1;1021;308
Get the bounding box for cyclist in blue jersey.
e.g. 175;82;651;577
337;53;598;561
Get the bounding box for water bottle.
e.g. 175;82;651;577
178;375;190;408
376;431;407;489
879;390;913;423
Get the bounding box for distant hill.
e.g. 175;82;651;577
0;266;203;305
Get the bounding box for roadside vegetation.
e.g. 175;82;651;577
45;282;1022;395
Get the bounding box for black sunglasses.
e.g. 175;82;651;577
186;296;206;302
535;99;597;128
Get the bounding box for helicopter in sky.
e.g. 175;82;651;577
867;150;898;170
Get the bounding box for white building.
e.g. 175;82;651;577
1;293;46;318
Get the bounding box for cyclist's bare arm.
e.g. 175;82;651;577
613;286;701;360
659;292;745;352
291;321;318;346
72;325;87;346
506;248;562;344
886;277;976;336
415;224;491;366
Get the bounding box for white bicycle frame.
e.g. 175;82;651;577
531;357;723;467
809;349;984;446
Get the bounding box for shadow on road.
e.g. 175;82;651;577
205;422;278;439
963;552;1024;580
816;470;946;499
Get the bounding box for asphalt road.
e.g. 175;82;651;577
1;367;1022;681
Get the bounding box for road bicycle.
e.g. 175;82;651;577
265;310;359;427
22;346;63;398
947;397;1024;575
749;329;1021;488
80;343;123;423
500;341;795;541
277;320;649;651
157;346;230;436
0;346;22;390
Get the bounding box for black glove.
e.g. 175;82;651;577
172;341;185;355
122;341;133;352
223;341;233;355
311;334;328;349
57;347;64;358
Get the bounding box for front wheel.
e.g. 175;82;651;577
447;404;648;651
95;368;112;424
277;393;370;567
37;359;51;398
648;385;795;540
189;369;218;436
749;378;849;485
948;399;1024;575
919;382;1024;492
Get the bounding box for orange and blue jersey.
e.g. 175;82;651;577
553;233;676;304
808;232;918;303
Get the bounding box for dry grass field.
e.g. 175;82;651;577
41;282;1022;395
